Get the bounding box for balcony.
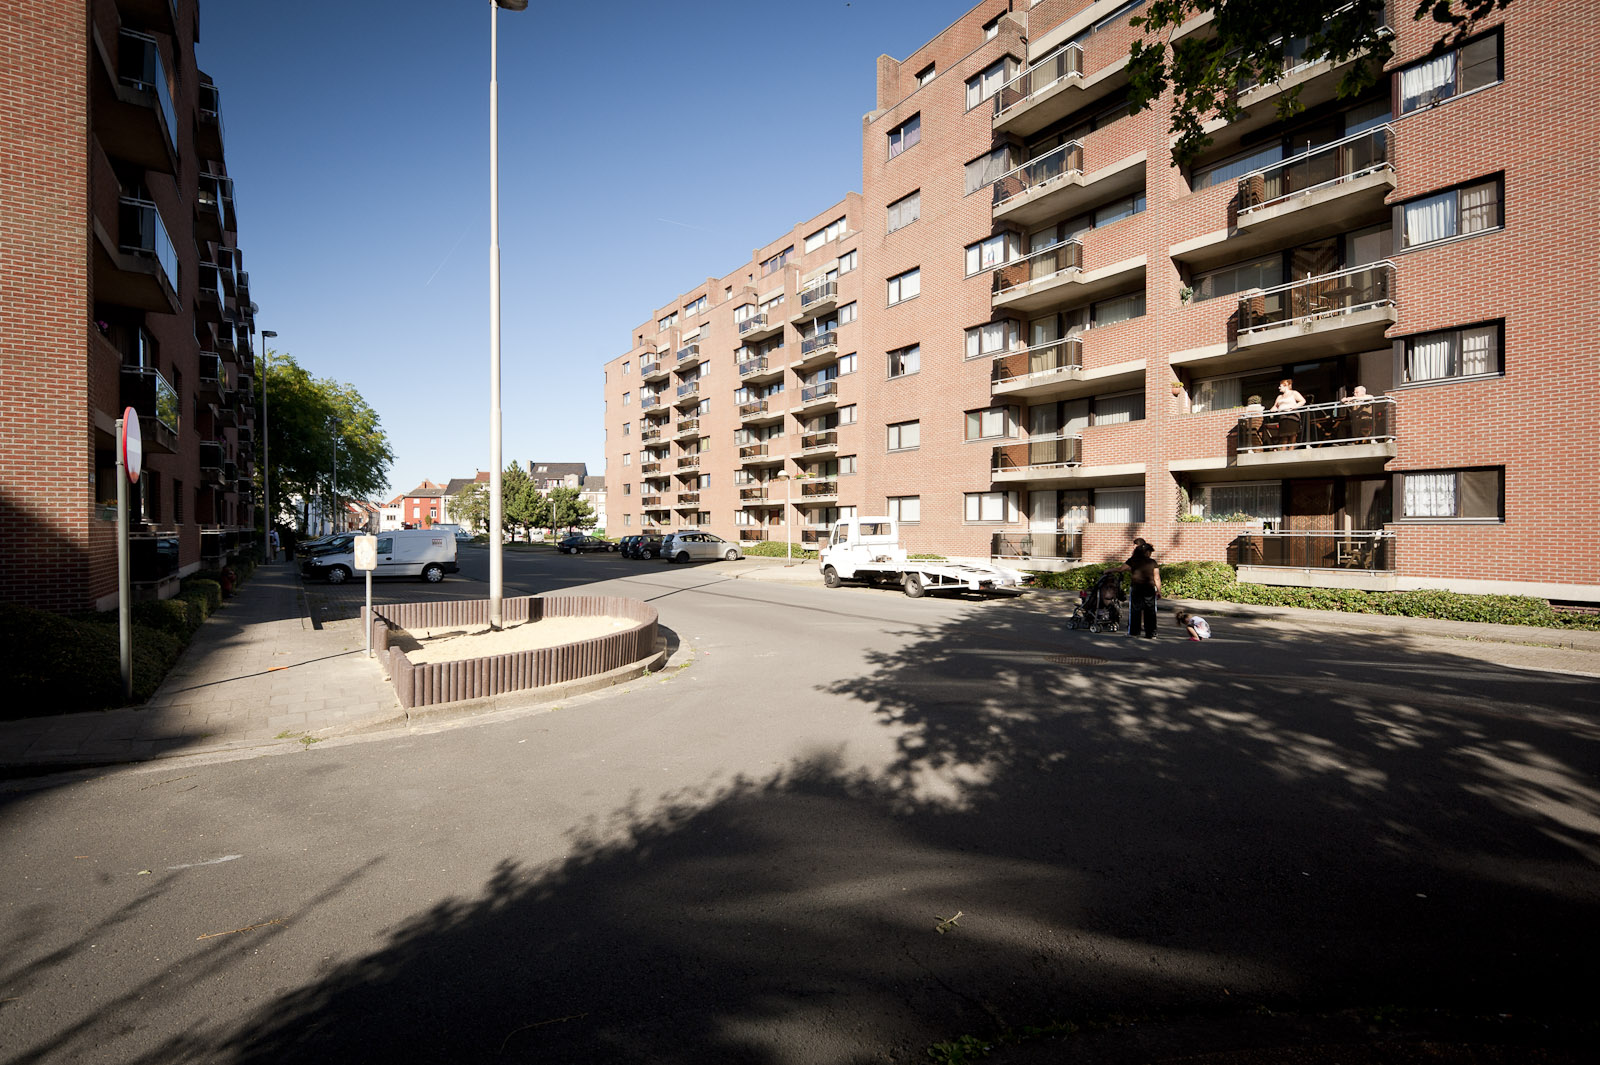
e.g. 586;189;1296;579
796;330;839;370
673;418;700;440
738;529;769;542
196;173;225;243
674;380;702;406
641;359;667;381
198;441;224;485
676;455;702;471
197;351;223;401
196;262;226;320
992;434;1081;476
992;531;1083;564
119;365;179;453
676;492;701;507
640;461;662;475
1235;126;1395;241
196;82;224;160
640;393;662;410
798;479;839;503
801;430;838;455
738;313;783;342
990;337;1084;399
993;43;1131;138
1236;262;1396;358
675;341;705;368
738;444;774;465
94;30;177;172
791;279;839;321
993;141;1147;229
992;239;1079;300
738;356;783;384
641;427;663;443
738;400;773;423
130;534;180;585
94;197;179;313
1229;530;1397;590
641;495;667;509
1230;397;1397;475
738;487;771;506
799;380;838;409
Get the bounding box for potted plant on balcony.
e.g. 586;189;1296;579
1170;378;1184;397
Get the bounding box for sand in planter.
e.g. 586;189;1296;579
399;616;635;665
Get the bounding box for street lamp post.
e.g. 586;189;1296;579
260;330;276;559
774;469;793;561
488;0;526;631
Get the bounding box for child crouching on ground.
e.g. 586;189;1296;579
1174;609;1211;641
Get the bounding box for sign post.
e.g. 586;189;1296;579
353;534;378;657
117;408;143;700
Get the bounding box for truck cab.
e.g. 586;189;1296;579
821;517;905;578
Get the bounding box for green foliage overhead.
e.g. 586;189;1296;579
1127;0;1512;165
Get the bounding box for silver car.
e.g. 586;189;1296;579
662;531;743;563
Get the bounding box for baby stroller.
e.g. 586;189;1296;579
1067;571;1125;633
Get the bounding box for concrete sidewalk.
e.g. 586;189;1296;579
0;562;399;773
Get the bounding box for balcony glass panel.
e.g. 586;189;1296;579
1238;126;1393;215
800;279;838;309
1228;531;1395;571
801;380;838;403
800;330;837;356
991;337;1083;385
738;313;769;337
738;401;768;418
992;435;1080;470
992;531;1082;560
118;198;177;291
738;357;770;377
992;141;1083;208
117;30;176;148
993;43;1083;118
992;240;1082;295
1235;397;1395;451
120;365;179;436
802;430;837;450
1237;262;1394;333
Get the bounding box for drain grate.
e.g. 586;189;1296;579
1053;654;1110;666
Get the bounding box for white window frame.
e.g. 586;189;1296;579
887;420;920;451
888;495;921;523
887;190;921;234
887;344;921;379
887;113;921;158
887;267;921;305
963;490;1019;523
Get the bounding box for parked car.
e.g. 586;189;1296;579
301;530;459;584
454;530;474;544
620;534;664;559
557;534;617;555
300;534;356;557
662;531;742;563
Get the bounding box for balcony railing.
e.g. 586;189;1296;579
120;364;179;440
196;82;224;155
801;380;838;404
992;239;1082;296
800;479;838;498
992;531;1083;561
640;462;661;476
675;342;701;362
799;330;838;357
1235;396;1396;452
737;313;769;337
991;337;1084;387
738;400;769;418
739;444;768;461
739;487;769;503
676;381;701;402
198;351;222;397
1227;530;1395;571
130;534;179;584
799;279;838;310
992;140;1084;208
737;356;770;377
198;441;224;482
1238;126;1393;216
197;262;224;310
640;359;663;377
992;434;1081;471
641;394;661;410
993;43;1083;119
676;492;701;506
1237;261;1394;334
118;197;177;292
675;417;699;435
738;529;769;542
642;428;662;443
641;495;665;508
117;30;177;149
801;430;837;451
676;456;701;470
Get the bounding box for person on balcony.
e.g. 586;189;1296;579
1267;378;1306;448
1341;385;1375;438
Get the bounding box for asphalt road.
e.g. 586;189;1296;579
2;547;1598;1064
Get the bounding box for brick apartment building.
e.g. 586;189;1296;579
1;0;260;611
602;0;1595;602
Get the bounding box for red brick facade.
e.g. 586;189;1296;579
603;0;1595;601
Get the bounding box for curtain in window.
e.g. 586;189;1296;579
964;148;1013;194
1093;392;1142;425
1401;54;1455;111
1459;181;1499;233
1404;472;1456;517
1208;483;1282;521
1093;488;1144;523
1404;192;1457;246
1192;377;1241;413
1092;292;1143;325
1406;333;1452;381
1460;326;1495;375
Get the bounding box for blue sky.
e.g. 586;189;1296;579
199;0;977;500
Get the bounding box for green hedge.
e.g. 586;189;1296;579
3;606;183;716
1027;561;1600;630
182;577;223;612
132;598;199;639
742;541;818;560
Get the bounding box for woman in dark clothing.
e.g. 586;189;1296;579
1113;543;1161;637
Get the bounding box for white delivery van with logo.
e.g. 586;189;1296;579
301;529;459;584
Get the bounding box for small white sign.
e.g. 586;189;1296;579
353;535;378;571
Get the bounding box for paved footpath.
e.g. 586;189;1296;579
0;562;399;772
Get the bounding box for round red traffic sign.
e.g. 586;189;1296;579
121;406;143;484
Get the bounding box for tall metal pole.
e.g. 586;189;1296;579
115;418;132;700
261;331;276;559
786;474;793;561
488;0;505;629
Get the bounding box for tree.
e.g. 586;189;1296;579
500;464;546;541
261;352;394;533
450;482;489;534
1127;0;1512;165
547;487;595;538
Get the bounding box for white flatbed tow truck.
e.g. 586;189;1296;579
817;516;1028;598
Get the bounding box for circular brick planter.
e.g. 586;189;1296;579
367;595;659;711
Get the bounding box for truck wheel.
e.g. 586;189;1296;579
325;565;350;585
903;573;926;598
421;563;444;583
823;566;840;589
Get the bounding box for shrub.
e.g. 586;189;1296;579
132;598;196;639
742;541;818;560
3;606;183;716
182;578;223;613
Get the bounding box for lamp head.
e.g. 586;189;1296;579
261;330;277;339
495;0;529;9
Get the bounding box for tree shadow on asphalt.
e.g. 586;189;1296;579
63;607;1600;1063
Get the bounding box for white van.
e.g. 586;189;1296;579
301;530;459;584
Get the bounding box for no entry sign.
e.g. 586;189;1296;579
121;406;142;484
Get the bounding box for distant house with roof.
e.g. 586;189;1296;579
524;461;588;491
441;471;492;531
397;480;447;528
580;475;606;532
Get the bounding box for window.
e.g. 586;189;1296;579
839;249;858;274
1190;374;1244;414
964;491;1019;522
623;422;631;436
1092;488;1144;523
887;113;921;158
759;293;784;316
622;361;631;375
804;217;846;252
1398;30;1500;113
964;405;1017;440
734;303;756;323
888;496;921;522
840;455;857;475
965;57;1017;110
623;482;632;495
887;267;920;305
916;63;936;87
1193;482;1282;521
982;16;999;40
1192;143;1285;190
886;190;920;233
684;295;707;317
658;312;677;331
1400;468;1503;520
1091;391;1144;424
887;420;920;450
622;391;630;406
964;146;1014;195
1399;177;1502;248
887;344;920;378
173;480;183;523
1194;255;1283;301
1093;192;1145;227
839;353;858;375
839;404;857;424
622;453;632;467
965;233;1019;275
761;246;794;276
1402;322;1503;384
1091;291;1145;327
836;301;857;326
624;514;631;527
965;320;1019;359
